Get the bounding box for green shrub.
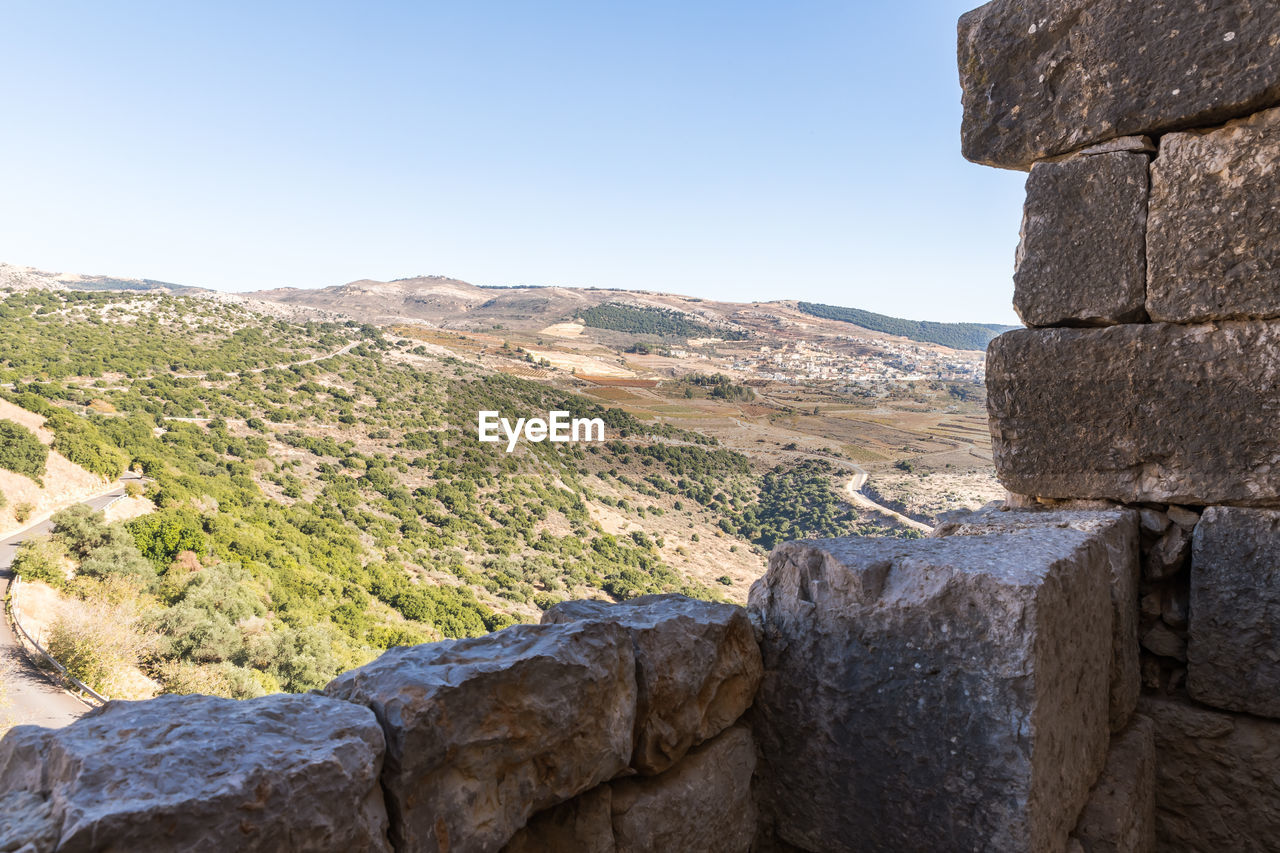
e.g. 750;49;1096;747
0;420;47;482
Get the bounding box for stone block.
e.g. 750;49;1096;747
1149;107;1280;323
1070;714;1156;853
749;530;1113;852
1014;153;1148;327
502;786;614;853
325;621;636;853
1139;695;1280;851
987;322;1280;504
933;507;1140;731
959;0;1280;169
609;725;755;853
542;594;761;774
1188;507;1280;717
0;693;391;853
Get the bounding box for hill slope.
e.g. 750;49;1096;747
795;302;1015;351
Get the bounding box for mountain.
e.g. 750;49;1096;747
795;302;1017;351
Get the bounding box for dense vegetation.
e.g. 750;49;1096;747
576;303;748;340
0;419;47;482
796;302;1012;351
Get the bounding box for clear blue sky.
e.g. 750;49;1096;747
0;1;1026;323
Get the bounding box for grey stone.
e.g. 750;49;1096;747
1140;623;1186;662
750;530;1113;853
1139;695;1280;851
987;322;1280;505
1013;153;1148;328
1161;588;1189;632
0;792;57;853
0;693;391;853
958;0;1280;169
541;594;761;775
502;786;614;853
1166;506;1200;531
609;725;755;853
1138;509;1170;538
325;621;636;853
1149;107;1280;323
1188;507;1280;717
1078;136;1156;157
1144;525;1190;581
932;508;1140;731
1070;714;1156;853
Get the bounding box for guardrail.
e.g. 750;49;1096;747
7;576;108;706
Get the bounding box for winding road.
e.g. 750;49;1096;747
0;478;141;728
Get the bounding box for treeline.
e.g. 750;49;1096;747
576;303;748;340
796;302;1012;351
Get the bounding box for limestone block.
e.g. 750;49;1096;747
988;322;1280;505
1070;715;1156;853
1188;507;1280;717
1149;107;1280;323
609;725;755;853
1014;153;1148;327
958;0;1280;169
932;507;1140;731
1139;695;1280;851
542;594;761;774
325;621;636;853
0;693;390;853
749;530;1113;852
502;786;614;853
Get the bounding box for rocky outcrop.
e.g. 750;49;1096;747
1070;715;1156;853
987;322;1280;504
1139;695;1280;851
502;787;614;853
541;594;761;775
1014;152;1149;327
609;725;755;853
750;530;1113;853
933;507;1140;731
0;693;391;853
1148;107;1280;323
325;621;636;853
1188;507;1280;717
958;0;1280;169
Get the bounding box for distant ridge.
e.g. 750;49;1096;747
795;302;1015;351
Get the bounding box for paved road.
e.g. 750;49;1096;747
0;479;139;728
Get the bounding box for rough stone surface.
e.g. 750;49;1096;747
1142;525;1189;581
1149;107;1280;323
1014;153;1148;328
609;725;755;853
502;786;614;853
750;531;1113;853
0;693;391;853
1141;623;1186;662
542;594;761;775
0;791;58;853
958;0;1280;169
1188;507;1280;717
1139;695;1280;851
325;620;636;853
1071;715;1156;853
987;322;1280;505
933;507;1140;731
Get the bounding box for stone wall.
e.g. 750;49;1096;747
0;595;761;852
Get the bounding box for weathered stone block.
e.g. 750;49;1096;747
1149;107;1280;323
0;693;391;853
609;725;755;853
1139;695;1280;851
542;594;762;774
750;531;1113;853
1014;153;1148;327
325;621;636;853
988;322;1280;505
1070;714;1156;853
502;786;614;853
1188;507;1280;717
959;0;1280;169
933;507;1140;731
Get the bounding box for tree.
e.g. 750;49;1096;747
0;420;47;482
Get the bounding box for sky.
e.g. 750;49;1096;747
0;1;1027;324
